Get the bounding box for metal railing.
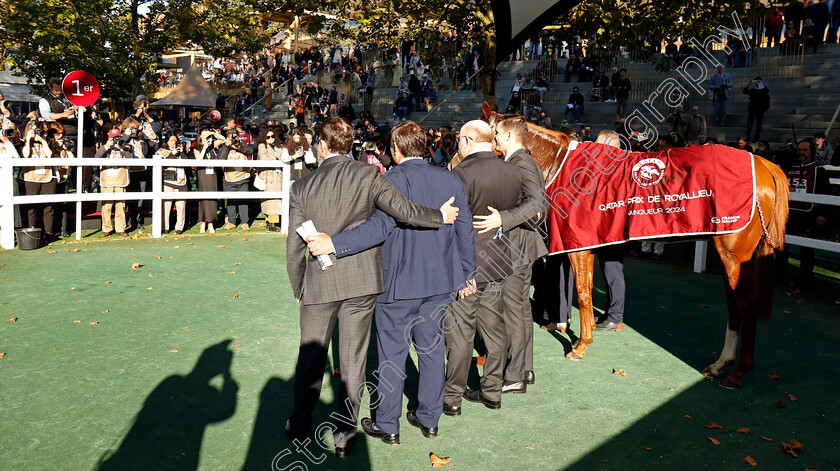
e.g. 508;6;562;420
0;156;291;249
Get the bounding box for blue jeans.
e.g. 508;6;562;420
564;105;583;122
397;106;409;119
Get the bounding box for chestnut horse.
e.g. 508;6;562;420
458;104;790;389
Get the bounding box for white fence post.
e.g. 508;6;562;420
75;106;84;241
693;241;708;273
0;157;14;249
151;155;163;238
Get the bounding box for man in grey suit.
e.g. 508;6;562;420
285;117;459;458
709;64;733;126
443;120;521;415
474;114;548;394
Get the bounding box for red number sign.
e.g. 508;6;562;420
62;71;100;107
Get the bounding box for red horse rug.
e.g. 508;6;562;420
545;142;756;254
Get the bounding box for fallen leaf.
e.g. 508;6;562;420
767;374;779;380
228;271;236;275
132;262;141;269
331;369;341;376
737;428;751;434
745;455;757;466
104;281;112;284
430;453;451;468
102;310;110;314
234;263;242;266
0;352;6;358
657;305;666;309
705;422;724;429
174;246;180;249
775;400;787;409
708;437;720;446
155;255;161;259
89;321;99;325
669;388;675;392
700;304;709;309
233;294;241;298
787;394;798;401
644;410;648;415
147;287;153;290
10;317;18;322
613;368;627;377
761;436;773;442
684;415;691;419
235;344;242;348
218;245;226;248
257;340;261;344
665;333;674;337
781;439;804;457
782;310;791;314
73;248;81;252
148;274;154;278
71;287;76;290
645;447;652;451
47;250;57;254
242;237;249;241
73;320;81;323
524;445;535;450
169;349;178;353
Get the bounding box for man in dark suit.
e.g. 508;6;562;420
473;114;548;393
444;120;521;414
307;120;476;445
285;117;459;458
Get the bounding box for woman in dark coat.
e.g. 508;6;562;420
743;76;770;142
192;128;226;233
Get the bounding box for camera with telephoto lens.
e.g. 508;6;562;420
225;129;241;148
36;129;48;139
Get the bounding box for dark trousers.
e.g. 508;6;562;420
223;180;250;225
502;262;535;382
596;245;625;323
444;281;507;404
24;179;57;234
532;254;575;326
746;111;765;141
777;211;821;282
374;294;450;434
56;180;69;234
289;295;376;447
127;169;150;227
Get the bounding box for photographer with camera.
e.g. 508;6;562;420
0;91;25;130
193;128;226;233
48;123;74;238
39;78;78;138
156;132;189;234
94;128;136;236
220;128;254;231
256;129;286;232
118;117;153;231
21;119;57;240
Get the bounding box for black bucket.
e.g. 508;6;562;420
15;228;42;250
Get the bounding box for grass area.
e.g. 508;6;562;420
0;236;838;470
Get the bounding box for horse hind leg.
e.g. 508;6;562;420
702;291;740;378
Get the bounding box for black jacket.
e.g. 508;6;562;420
743;85;770;114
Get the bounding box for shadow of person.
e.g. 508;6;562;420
96;340;239;471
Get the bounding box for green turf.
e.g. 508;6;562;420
0;236;838;470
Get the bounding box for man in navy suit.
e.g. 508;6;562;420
307;120;476;445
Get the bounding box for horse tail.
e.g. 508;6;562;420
753;156;789;321
761;157;789;251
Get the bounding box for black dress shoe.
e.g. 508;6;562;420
501;380;527;394
595;320;624;332
268;222;281;232
163;229;171;234
334;436;357;458
361;418;399;445
463;389;501;410
60;230;70;238
175;229;184;235
525;370;535;385
442;403;461;416
406;411;438;438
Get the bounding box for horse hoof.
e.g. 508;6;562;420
718;376;741;390
702;367;720;378
566;350;584;361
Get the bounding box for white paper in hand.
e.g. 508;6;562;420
297;220;333;270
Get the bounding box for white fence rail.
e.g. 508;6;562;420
0;156;291;250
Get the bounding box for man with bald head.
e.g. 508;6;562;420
443;119;522;414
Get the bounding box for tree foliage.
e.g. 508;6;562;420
0;0;279;99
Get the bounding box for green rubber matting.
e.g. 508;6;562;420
1;235;838;470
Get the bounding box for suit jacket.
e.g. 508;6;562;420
453;150;521;283
329;159;476;303
500;149;549;267
709;73;733;100
287;155;444;305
